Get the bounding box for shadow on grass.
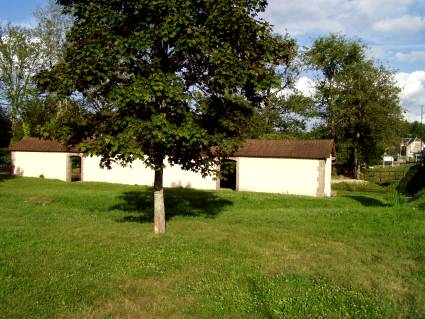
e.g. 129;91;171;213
246;277;275;318
406;191;425;210
110;187;233;223
342;195;389;207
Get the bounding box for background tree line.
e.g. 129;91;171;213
0;1;71;144
0;1;412;180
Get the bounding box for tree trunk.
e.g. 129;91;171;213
355;163;361;180
353;134;361;179
154;167;165;234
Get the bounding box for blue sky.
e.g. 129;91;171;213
1;0;424;121
266;0;425;121
0;0;47;26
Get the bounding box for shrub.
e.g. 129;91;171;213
397;165;425;195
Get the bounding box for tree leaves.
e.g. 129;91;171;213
305;35;403;174
41;0;295;174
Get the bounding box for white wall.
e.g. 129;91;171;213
407;140;423;157
163;163;217;190
82;156;217;190
324;155;332;197
11;151;71;181
11;151;332;197
237;157;321;196
82;156;154;186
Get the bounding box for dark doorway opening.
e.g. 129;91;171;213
220;159;236;190
70;156;81;181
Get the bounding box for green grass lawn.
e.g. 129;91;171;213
0;177;424;318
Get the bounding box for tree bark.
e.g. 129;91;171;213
154;167;165;234
353;133;361;179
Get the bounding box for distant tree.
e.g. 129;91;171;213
305;34;403;178
0;24;42;140
248;92;315;138
305;34;364;137
38;0;295;233
0;106;11;148
34;0;72;69
0;2;71;141
405;121;425;141
333;61;402;176
245;46;315;139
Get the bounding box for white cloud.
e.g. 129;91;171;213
263;0;425;123
396;71;425;121
264;0;348;36
396;51;425;62
355;0;414;17
373;15;425;33
295;76;315;97
367;46;391;61
292;72;425;122
264;0;418;36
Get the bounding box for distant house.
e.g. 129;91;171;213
10;137;335;197
400;137;424;159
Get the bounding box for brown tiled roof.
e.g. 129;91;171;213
9;137;78;153
233;139;336;159
10;137;335;159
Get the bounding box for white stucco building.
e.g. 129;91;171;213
10;137;335;197
400;137;424;159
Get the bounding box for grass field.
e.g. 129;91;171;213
0;177;424;318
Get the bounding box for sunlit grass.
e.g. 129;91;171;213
0;177;424;318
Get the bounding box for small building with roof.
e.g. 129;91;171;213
10;137;335;197
400;137;424;159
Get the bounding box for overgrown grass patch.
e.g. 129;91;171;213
0;176;424;318
332;182;387;193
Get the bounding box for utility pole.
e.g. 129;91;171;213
421;105;424;150
421;104;425;166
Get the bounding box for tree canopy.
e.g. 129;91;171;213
0;1;71;142
38;0;295;233
0;24;42;140
403;121;425;141
305;35;403;177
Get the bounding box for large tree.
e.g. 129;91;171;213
305;34;403;178
38;0;294;233
0;2;71;141
0;24;42;139
34;0;73;69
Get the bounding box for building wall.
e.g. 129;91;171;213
237;157;322;196
407;140;423;157
11;151;332;197
324;155;332;197
82;156;217;190
11;151;71;181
